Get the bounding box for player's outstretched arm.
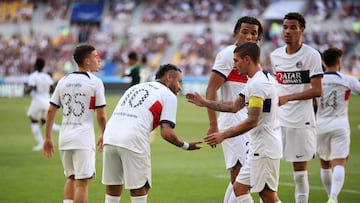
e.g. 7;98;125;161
186;92;244;113
204;105;261;148
160;122;202;150
185;92;208;107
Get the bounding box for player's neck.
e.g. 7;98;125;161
248;64;262;78
325;66;338;73
285;43;302;54
77;66;89;72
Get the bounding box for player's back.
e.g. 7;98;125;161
29;71;53;101
316;72;360;119
103;81;177;154
51;72;106;150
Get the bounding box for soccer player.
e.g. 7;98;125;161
102;64;202;203
43;45;107;203
316;47;360;203
186;42;282;203
270;12;323;203
205;16;263;203
24;58;60;151
122;51;141;87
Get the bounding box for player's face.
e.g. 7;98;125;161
235;23;259;45
282;19;304;44
168;71;182;96
233;53;247;75
86;50;102;72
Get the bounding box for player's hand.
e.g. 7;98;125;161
97;135;104;152
188;141;203;150
278;95;289;106
185;92;207;107
204;132;224;148
43;138;55;158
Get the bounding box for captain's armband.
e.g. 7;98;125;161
248;96;264;108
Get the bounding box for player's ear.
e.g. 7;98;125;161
244;55;251;64
165;71;173;83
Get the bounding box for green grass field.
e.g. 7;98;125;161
0;94;359;203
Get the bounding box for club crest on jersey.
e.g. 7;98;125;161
276;70;310;84
296;61;303;68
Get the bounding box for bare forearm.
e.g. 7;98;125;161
285;78;322;101
205;100;235;112
45;107;57;139
160;126;184;147
96;108;107;133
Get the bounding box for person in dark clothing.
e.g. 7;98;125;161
122;51;141;87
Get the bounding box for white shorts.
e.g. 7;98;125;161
317;128;350;161
60;149;95;179
221;130;250;170
281;127;316;162
27;99;49;120
236;157;280;193
102;145;152;189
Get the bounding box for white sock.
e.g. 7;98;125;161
330;165;345;201
52;123;61;132
236;194;254;203
105;194;121;203
224;182;233;203
320;168;332;196
130;194;147;203
293;170;309;203
63;200;73;203
31;123;43;145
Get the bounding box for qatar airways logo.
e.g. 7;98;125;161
276;70;310;84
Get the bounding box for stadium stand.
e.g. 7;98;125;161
0;0;359;80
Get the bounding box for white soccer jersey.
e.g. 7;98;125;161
28;71;54;105
212;44;248;128
271;44;323;128
50;72;106;150
242;71;282;159
103;81;177;155
316;72;360;133
212;44;250;168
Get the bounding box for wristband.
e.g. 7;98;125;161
181;141;189;150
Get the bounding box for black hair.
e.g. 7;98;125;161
155;64;182;79
284;12;306;29
234;42;260;63
73;44;95;67
34;58;45;71
128;51;138;61
233;16;263;41
323;47;343;67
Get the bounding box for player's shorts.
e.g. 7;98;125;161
60;149;95;179
27;99;49;120
102;144;151;189
317;128;350;161
221;130;250;170
281;127;316;162
236;157;280;193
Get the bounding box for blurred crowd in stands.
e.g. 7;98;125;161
0;0;360;79
141;0;236;23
